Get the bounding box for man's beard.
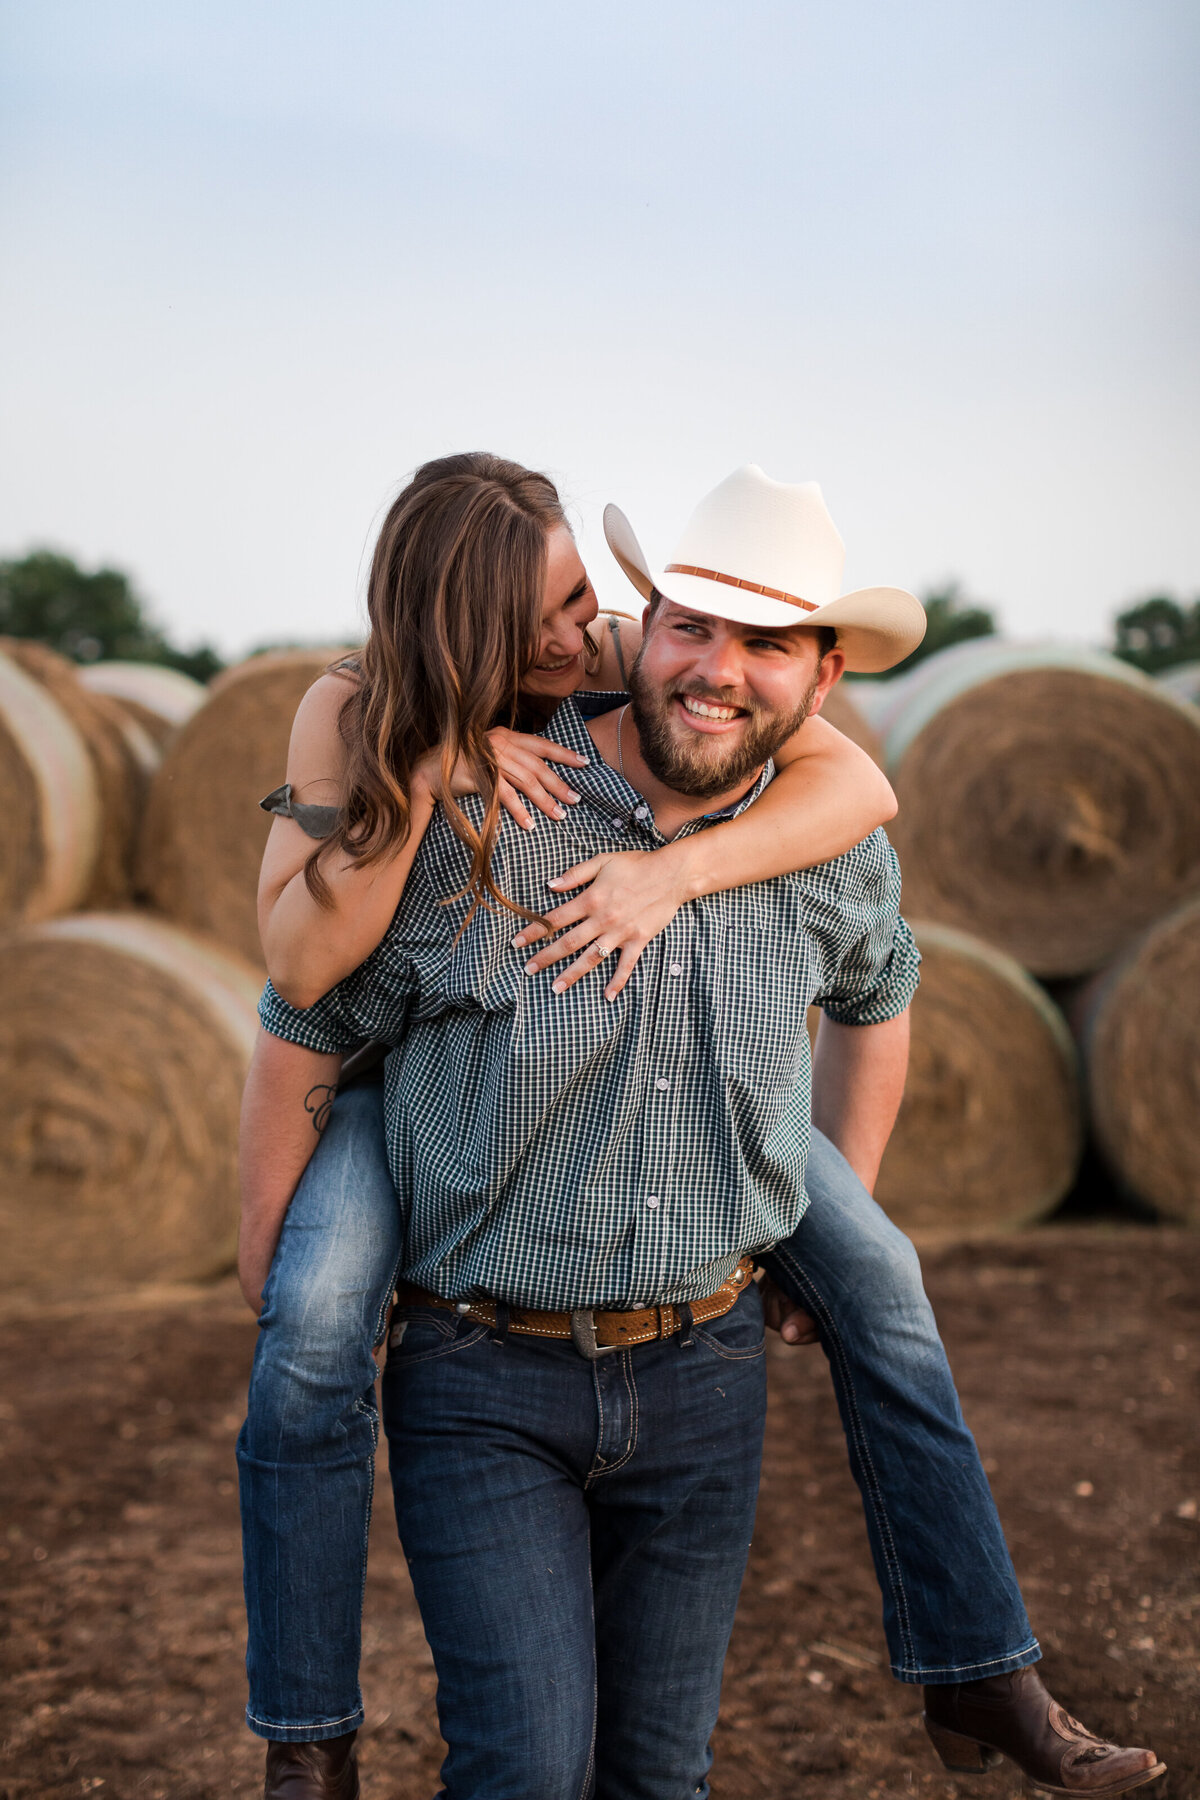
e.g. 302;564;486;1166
627;653;821;800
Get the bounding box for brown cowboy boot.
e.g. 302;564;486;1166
923;1667;1164;1796
263;1731;360;1800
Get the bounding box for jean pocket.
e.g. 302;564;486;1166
692;1285;766;1361
387;1307;487;1365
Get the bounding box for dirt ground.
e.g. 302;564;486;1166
1;1226;1197;1800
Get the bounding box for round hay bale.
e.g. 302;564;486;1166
881;640;1200;977
0;647;101;925
0;912;263;1299
871;920;1083;1235
78;660;208;747
138;649;353;966
2;639;158;908
1156;660;1200;707
819;680;884;766
1072;897;1200;1223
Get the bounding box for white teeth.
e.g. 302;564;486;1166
682;696;739;721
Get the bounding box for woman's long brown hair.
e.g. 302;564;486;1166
306;453;566;930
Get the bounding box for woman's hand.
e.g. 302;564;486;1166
512;847;700;1001
420;728;590;830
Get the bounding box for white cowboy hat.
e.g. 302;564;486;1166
603;464;926;675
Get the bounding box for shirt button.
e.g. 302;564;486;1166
646;1195;660;1209
634;804;651;821
654;1077;670;1091
668;962;683;976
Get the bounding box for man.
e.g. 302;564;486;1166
244;469;1163;1799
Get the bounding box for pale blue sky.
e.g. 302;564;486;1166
1;0;1197;657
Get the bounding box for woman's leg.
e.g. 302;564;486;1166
760;1128;1039;1686
237;1080;403;1742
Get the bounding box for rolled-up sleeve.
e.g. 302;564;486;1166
258;942;421;1055
821;913;921;1026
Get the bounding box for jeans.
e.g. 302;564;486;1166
238;1082;1038;1741
238;1083;404;1741
383;1284;767;1800
759;1133;1038;1683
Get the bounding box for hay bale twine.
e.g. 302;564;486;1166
1157;661;1200;707
79;660;208;746
871;920;1083;1235
138;649;351;966
0;647;102;924
820;680;884;766
881;641;1200;977
1072;897;1200;1223
0;912;263;1299
2;640;158;908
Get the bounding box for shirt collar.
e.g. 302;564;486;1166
547;694;775;841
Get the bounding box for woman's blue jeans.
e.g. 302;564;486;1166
237;1082;1038;1742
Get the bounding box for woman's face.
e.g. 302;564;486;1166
522;524;599;704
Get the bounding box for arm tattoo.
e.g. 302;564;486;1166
303;1083;337;1135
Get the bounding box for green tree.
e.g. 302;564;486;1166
866;581;996;680
1111;595;1200;675
0;549;223;681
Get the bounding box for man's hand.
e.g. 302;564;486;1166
759;1275;819;1347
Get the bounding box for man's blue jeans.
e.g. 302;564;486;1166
237;1082;1038;1742
383;1283;767;1800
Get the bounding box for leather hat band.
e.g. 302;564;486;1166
664;563;818;613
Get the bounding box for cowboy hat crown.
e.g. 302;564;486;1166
603;463;926;675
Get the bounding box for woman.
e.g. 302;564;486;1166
239;455;1138;1800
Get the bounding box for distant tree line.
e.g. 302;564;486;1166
0;550;223;682
1;547;1197;686
1109;595;1200;675
858;583;1200;681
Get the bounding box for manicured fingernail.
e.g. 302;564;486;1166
547;878;565;889
553;805;566;820
524;960;540;975
511;934;526;948
524;815;537;829
551;982;565;994
565;791;580;803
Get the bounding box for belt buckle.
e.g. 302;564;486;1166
570;1309;622;1361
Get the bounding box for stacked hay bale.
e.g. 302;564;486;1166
78;660;207;746
868;641;1200;1225
1070;898;1200;1225
0;644;347;1298
1157;661;1200;708
138;649;350;967
0;914;262;1299
0;646;101;925
1;639;163;920
872;923;1083;1236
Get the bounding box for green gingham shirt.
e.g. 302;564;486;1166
259;693;920;1311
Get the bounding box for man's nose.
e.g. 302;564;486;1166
691;635;745;691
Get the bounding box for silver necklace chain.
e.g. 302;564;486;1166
616;703;630;784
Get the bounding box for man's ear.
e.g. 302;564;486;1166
805;647;846;719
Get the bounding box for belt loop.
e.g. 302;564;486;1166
677;1302;694;1349
493;1301;510;1344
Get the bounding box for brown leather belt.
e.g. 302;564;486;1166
392;1256;756;1361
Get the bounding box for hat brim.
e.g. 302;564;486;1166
603;502;927;675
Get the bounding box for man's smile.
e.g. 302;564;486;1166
673;692;750;734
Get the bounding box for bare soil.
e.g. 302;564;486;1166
1;1227;1197;1799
